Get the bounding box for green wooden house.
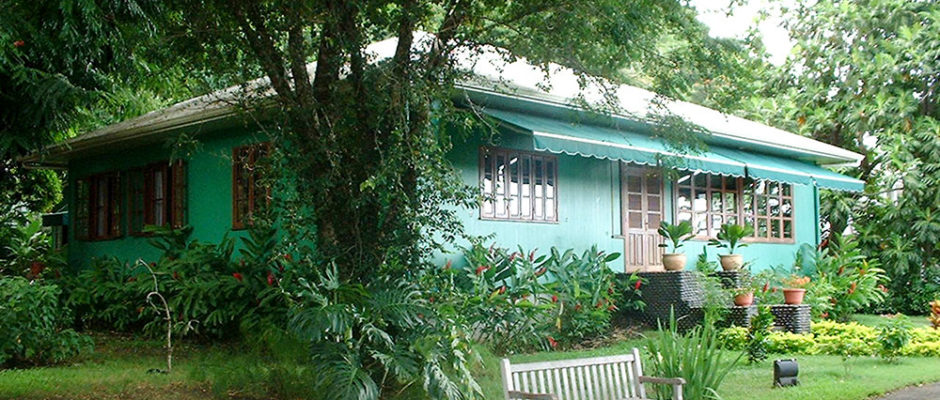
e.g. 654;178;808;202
23;37;864;272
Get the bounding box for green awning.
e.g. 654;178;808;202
713;148;865;192
483;108;748;177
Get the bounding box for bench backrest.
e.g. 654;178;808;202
501;348;647;400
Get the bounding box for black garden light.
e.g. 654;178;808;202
773;359;799;387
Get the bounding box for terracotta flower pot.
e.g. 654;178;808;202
662;253;687;271
734;292;754;307
783;288;806;305
719;254;744;271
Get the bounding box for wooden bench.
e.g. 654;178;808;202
500;348;685;400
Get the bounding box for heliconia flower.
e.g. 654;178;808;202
878;284;889;293
596;300;603;309
551;295;558;303
127;277;137;283
498;286;507;295
536;267;547;276
173;271;180;280
444;260;452;270
762;282;770;293
838;266;845;275
232;272;243;281
283;253;293;262
509;252;519;261
634;280;642;290
848;281;857;295
267;272;275;286
429;296;435;303
13;40;25;47
607;304;617;311
136;306;144;314
475;265;489;275
821;312;829;319
575;304;582;311
608;287;615;295
859;269;866;276
547;336;558;349
529;250;536;261
30;261;45;277
150;262;157;268
830;297;838;304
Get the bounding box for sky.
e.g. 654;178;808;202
689;0;796;65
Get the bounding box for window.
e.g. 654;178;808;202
75;173;122;240
479;146;557;222
675;171;794;241
128;161;187;234
233;143;271;229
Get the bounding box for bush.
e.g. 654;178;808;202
645;312;742;400
877;315;913;362
717;326;748;351
746;306;774;364
65;225;290;339
810;235;888;321
766;332;817;355
424;243;620;354
811;320;878;341
0;276;92;366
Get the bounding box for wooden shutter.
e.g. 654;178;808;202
127;168;145;234
74;178;91;240
171;160;187;228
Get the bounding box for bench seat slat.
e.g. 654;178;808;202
508;354;636;373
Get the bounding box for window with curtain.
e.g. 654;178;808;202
479;146;557;222
674;171;794;241
128;161;187;234
75;172;122;240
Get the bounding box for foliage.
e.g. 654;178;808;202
65;226;289;339
930;300;940;329
695;272;733;323
742;0;940;316
289;262;481;400
877;315;913;363
645;311;742;400
0;206;63;279
695;245;719;273
809;235;889;321
766;332;817;355
708;223;753;254
717;327;748;351
425;243;621;354
657;221;693;253
0;276;92;367
746;306;774;364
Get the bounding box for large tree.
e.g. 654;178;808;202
742;0;940;314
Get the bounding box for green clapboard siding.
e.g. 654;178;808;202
65;124;819;274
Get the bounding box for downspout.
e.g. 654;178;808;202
813;183;821;245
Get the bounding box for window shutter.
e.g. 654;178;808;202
74;178;91;240
128;168;145;234
171;160;187;228
109;174;123;237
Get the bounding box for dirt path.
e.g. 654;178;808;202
874;382;940;400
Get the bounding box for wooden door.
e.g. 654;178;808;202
621;164;664;272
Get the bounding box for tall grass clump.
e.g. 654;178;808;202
645;311;742;400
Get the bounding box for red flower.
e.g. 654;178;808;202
429;296;435;303
634;280;642;291
535;267;547;276
30;261;45;277
475;265;489;275
596;300;603;309
137;306;144;314
575;304;582;311
283;253;293;262
608;287;615;295
267;272;275;286
762;282;770;293
838;266;845;275
830;297;838;304
13;40;24;47
509;252;519;261
859;269;866;276
607;304;617;311
821;312;829;319
150;262;157;268
529;250;537;261
498;286;507;295
878;284;889;293
173;271;180;280
547;336;558;349
127;277;137;283
551;294;558;303
232;272;243;281
848;281;857;295
444;260;452;270
772;287;778;293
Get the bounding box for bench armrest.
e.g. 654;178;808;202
507;390;559;400
638;376;686;386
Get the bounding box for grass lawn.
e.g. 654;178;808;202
3;316;940;400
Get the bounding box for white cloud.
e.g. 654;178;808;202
689;0;796;65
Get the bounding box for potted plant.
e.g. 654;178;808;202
708;223;754;271
732;272;757;306
657;221;693;271
781;275;811;305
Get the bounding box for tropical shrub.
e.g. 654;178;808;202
930;300;940;329
424;243;621;354
717;326;748;351
766;332;817;355
877;315;913;362
66;226;290;338
746;306;774;364
810;235;888;321
645;312;742;400
0;208;63;279
0;276;92;366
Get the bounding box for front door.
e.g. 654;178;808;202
621;164;664;272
